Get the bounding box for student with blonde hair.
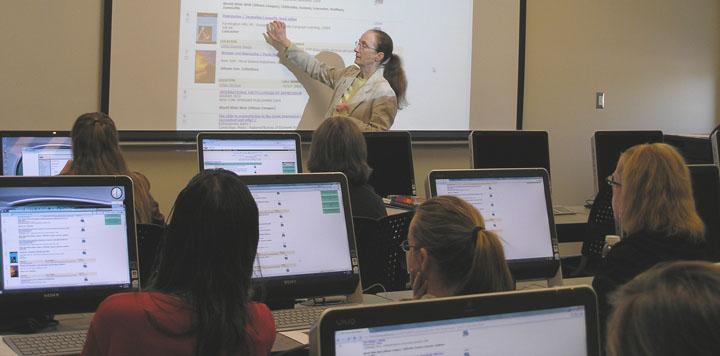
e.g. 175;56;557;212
606;261;720;356
403;196;513;299
594;143;707;335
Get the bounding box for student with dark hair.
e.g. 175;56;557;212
403;196;514;299
594;143;707;335
308;116;387;219
606;261;720;356
81;170;275;356
265;21;407;131
61;112;164;225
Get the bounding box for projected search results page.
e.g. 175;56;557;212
248;182;351;278
434;177;554;261
334;306;587;355
202;139;298;174
177;0;472;130
0;187;131;292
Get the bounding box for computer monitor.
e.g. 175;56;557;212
0;131;72;176
591;130;663;192
688;164;720;260
240;173;359;308
312;286;600;356
711;131;720;166
364;131;415;197
0;175;139;317
469;130;551;176
427;168;560;280
663;134;714;164
197;132;302;175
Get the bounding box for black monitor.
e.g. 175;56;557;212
663;134;713;164
427;168;560;280
0;175;139;317
240;173;360;308
591;130;663;192
313;286;600;356
688;164;720;260
0;131;72;176
711;131;720;166
364;132;415;197
469;130;551;176
197;132;302;175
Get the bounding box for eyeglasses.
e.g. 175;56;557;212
606;175;622;187
355;40;378;51
399;240;416;252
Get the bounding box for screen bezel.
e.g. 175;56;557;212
427;168;560;280
469;130;550;175
196;132;303;174
238;173;360;304
0;175;139;317
317;286;600;356
364;131;416;197
0;131;72;177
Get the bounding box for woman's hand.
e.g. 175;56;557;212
264;21;291;51
410;270;429;299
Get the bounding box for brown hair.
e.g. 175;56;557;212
67;112;154;224
410;196;513;295
606;260;720;356
615;143;704;239
307;116;372;185
370;29;407;107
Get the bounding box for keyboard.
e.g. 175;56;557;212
553;205;576;215
3;330;87;355
272;305;331;331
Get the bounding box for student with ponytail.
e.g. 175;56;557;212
265;21;407;131
403;196;513;299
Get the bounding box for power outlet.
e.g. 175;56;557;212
596;92;605;109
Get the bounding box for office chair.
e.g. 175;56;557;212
572;182;616;276
136;223;166;287
353;211;414;292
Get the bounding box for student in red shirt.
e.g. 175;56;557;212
81;169;275;356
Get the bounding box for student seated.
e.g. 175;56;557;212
606;260;720;356
308;116;387;219
81;170;276;356
403;196;513;299
593;143;707;334
60;112;164;225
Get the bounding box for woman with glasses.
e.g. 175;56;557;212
403;196;513;299
264;21;407;131
593;143;707;337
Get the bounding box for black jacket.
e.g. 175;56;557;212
348;183;387;219
593;230;707;340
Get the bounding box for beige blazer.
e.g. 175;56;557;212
281;44;398;131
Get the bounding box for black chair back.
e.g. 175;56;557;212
353;211;414;292
136;223;165;287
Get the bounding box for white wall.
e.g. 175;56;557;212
523;0;720;204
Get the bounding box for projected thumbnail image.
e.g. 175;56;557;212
196;12;218;44
10;265;19;278
195;50;216;84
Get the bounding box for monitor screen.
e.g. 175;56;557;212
314;286;600;356
365;132;415;197
428;169;559;280
0;176;139;316
1;134;72;176
243;173;359;303
470;131;550;175
334;305;587;355
592;130;663;192
198;134;301;175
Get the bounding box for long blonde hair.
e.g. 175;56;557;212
410;196;513;295
616;143;704;239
